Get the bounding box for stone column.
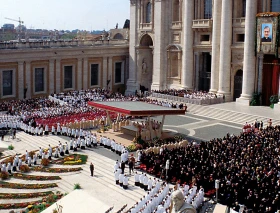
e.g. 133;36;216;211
25;61;31;99
77;58;82;90
102;57;108;89
18;61;24;100
55;58;61;93
238;0;257;102
218;0;232;99
83;58;88;90
108;57;113;90
151;0;165;90
49;59;55;94
126;0;138;94
257;54;264;94
181;0;194;89
210;0;222;93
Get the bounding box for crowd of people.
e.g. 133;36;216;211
152;89;223;100
138;124;280;213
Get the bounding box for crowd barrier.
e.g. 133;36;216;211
150;93;223;105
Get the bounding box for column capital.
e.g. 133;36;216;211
18;61;24;65
258;54;264;59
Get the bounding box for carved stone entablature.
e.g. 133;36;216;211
232;53;244;63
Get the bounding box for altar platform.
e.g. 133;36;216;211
121;125;138;137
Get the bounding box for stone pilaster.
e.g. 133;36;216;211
239;0;257;101
108;57;113;90
195;52;200;90
218;0;232;99
55;58;61;93
181;0;194;89
83;58;88;90
126;0;138;94
258;54;264;94
25;61;31;99
49;59;55;94
210;0;222;93
18;61;24;100
102;57;108;89
77;58;82;90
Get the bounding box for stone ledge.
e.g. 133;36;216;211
236;97;250;105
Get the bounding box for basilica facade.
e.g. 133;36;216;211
126;0;280;105
0;29;129;100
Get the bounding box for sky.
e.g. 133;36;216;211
0;0;130;31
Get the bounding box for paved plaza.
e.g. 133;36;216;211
0;101;279;212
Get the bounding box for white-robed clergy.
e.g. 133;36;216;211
123;174;129;189
65;142;69;154
135;171;140;186
119;173;124;187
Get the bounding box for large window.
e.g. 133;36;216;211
64;66;73;89
271;0;280;12
115;62;122;84
34;68;44;93
172;0;180;22
146;2;152;23
2;70;13;96
90;64;99;86
204;0;212;19
242;0;246;17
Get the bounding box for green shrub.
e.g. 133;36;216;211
73;183;81;190
8;145;14;150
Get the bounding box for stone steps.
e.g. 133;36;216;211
149;96;280;126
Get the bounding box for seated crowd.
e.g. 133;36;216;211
138;125;280;213
152;89;222;100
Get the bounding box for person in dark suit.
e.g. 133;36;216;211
90;162;94;176
261;26;272;42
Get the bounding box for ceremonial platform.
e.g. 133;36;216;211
88;101;186;140
121;125;138;137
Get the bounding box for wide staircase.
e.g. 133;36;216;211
0;132;146;213
148;96;280;126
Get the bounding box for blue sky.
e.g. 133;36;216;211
0;0;130;31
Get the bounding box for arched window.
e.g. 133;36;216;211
271;0;280;12
146;2;152;23
113;33;124;40
204;0;212;19
172;0;180;22
242;0;246;17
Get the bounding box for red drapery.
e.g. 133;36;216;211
262;59;279;106
272;59;279;95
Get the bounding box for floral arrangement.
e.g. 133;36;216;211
41;158;50;166
2;156;15;164
0;191;54;199
0;191;63;210
12;173;61;181
31;166;83;173
52;154;88;165
19;165;30;173
127;144;137;152
0;171;10;180
0;181;57;189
